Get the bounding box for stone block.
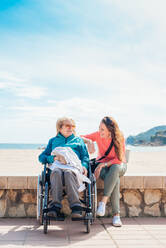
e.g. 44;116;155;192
124;176;143;189
0;199;7;217
61;197;71;215
144;203;161;217
144;176;162;189
21;192;36;204
26;204;36;217
163;176;166;189
123;190;142;206
164;203;166;216
8;177;28;189
7;190;18;202
128;206;141;217
0;177;7;189
97;178;104;189
8;204;26;217
97;190;103;203
144;189;162;205
27;176;38;189
120;176;125;189
105;203;112;216
162;190;166;203
0;189;4;198
120;201;126;217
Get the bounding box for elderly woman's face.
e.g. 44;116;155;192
60;120;75;138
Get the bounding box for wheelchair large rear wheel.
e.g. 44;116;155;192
43;213;48;234
91;174;97;222
43;181;49;234
37;175;43;224
85;219;90;233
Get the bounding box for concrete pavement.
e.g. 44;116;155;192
0;217;166;247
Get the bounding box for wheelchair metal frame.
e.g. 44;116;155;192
37;162;97;234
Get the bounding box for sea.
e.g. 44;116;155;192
0;143;166;152
0;143;46;150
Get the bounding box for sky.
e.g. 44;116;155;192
0;0;166;143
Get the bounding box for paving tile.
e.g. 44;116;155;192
26;225;68;241
0;218;30;226
24;240;69;246
110;233;153;240
116;245;165;248
1;217;166;248
0;241;24;246
101;217;138;225
148;230;166;235
0;228;27;241
69;239;116;246
115;239;163;246
69;246;116;248
160;240;166;244
134;217;166;225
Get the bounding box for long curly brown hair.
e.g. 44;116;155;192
102;116;124;161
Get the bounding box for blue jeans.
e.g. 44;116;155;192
100;163;127;215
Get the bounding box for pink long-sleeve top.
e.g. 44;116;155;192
82;131;126;164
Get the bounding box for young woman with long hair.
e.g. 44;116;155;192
81;116;127;227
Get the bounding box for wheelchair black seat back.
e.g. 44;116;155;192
37;162;97;234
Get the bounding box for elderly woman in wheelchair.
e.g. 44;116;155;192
38;117;93;223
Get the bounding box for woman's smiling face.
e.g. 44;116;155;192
60;120;75;138
99;122;111;139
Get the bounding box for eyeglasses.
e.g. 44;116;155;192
63;124;76;129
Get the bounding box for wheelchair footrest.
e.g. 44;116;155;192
72;213;93;221
49;215;65;221
82;207;91;213
71;217;84;221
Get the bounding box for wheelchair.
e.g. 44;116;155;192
37;162;97;234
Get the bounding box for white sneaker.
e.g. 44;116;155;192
112;215;122;227
96;202;106;217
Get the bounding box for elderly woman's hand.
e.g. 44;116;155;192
54;154;67;164
82;167;88;176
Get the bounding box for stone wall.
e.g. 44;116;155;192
98;189;166;217
0;189;36;217
0;175;166;217
0;188;166;217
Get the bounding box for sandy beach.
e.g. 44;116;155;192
0;149;166;176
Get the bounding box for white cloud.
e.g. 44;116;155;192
6;93;166;143
103;0;166;24
0;72;47;99
15;86;46;99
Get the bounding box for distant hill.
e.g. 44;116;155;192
126;125;166;146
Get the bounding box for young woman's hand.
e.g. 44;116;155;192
94;163;105;179
87;140;95;154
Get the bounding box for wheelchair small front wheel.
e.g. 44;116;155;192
43;213;48;234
